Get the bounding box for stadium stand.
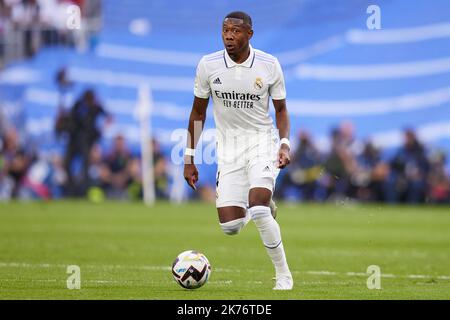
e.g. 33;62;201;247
0;0;449;202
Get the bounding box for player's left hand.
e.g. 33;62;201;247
277;145;291;169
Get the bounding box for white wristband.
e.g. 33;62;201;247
185;148;195;157
280;138;290;149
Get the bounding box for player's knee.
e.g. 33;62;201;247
248;183;273;207
220;218;245;235
248;200;269;208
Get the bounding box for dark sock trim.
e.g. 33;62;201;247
264;240;282;249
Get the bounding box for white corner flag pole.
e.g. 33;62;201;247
136;83;155;206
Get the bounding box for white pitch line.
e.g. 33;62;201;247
407;275;428;279
0;262;449;281
0;262;238;273
0;278;234;285
345;272;367;276
306;271;337;276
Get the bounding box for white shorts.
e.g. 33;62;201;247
215;155;280;209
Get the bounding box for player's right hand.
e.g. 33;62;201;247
184;163;198;191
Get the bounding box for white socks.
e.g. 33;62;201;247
219;210;251;235
220;217;246;235
248;205;291;277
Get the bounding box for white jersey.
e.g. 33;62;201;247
194;45;286;163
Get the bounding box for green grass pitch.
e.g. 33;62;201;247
0;201;449;299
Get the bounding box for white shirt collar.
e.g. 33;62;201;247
224;44;255;68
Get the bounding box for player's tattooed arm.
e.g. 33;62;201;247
273;99;291;169
184;96;209;190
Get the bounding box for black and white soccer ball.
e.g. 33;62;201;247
172;250;211;289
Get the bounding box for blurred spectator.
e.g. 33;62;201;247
104;135;132;199
197;185;216;203
74;0;102;50
0;126;13;199
48;153;67;198
427;150;450;203
8;152;68;200
0;0;101;65
152;138;169;199
352;141;390;202
36;0;60;47
390;129;430;203
54;67;74;139
1;127;35;198
86;143;109;193
0;114;12;199
0;164;14;200
275;131;324;201
323;125;358;200
85;137;170;201
63;89;111;196
0;0;12;62
0;0;12;29
70;0;83;8
81;137;171;201
0;107;6;136
10;0;40;57
55;66;73;106
126;156;142;201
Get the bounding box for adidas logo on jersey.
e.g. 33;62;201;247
213;77;222;84
263;166;271;172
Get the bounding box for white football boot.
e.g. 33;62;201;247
273;273;293;290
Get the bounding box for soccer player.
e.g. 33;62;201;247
184;11;293;290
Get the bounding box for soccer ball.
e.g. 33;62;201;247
172;250;211;289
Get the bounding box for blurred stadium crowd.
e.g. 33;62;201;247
276;124;449;204
1;98;449;203
0;81;170;200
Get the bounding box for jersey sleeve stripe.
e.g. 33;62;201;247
205;56;223;62
255;53;276;62
204;51;224;60
255;56;276;64
205;54;223;61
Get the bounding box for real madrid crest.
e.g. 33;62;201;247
254;77;263;90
